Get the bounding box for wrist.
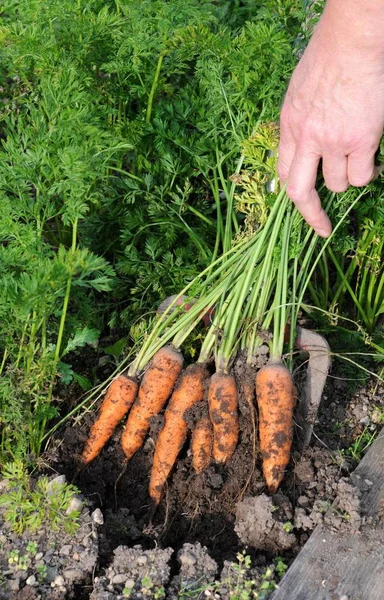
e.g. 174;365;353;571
317;0;384;64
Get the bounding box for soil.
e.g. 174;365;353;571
1;349;383;599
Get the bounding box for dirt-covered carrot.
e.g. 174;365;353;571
149;365;208;498
255;362;296;493
148;362;208;504
191;416;212;474
81;375;138;466
121;345;183;462
208;372;239;464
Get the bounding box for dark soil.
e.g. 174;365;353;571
46;347;384;595
50;353;266;567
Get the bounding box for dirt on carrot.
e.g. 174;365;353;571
121;345;183;462
149;362;209;504
208;372;239;464
255;362;296;493
80;374;138;466
191;416;213;474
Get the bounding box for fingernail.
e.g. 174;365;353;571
316;229;330;238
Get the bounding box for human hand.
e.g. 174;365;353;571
278;1;384;237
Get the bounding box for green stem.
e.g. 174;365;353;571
219;153;244;254
41;318;47;350
295;189;368;321
271;210;291;361
15;315;30;370
186;204;215;226
128;236;255;375
49;218;79;400
146;46;166;124
0;349;8;376
218;189;289;369
328;246;368;326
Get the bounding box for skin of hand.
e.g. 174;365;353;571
278;0;384;237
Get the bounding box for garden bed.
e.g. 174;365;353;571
0;359;379;599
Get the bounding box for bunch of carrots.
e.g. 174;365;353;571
78;126;336;504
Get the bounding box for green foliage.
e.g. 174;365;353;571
345;426;378;464
0;460;81;534
177;551;286;599
0;0;305;462
307;179;384;350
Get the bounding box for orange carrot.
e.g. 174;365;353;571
208;372;239;464
81;375;138;466
255;363;296;493
149;362;208;504
121;345;183;462
191;416;212;474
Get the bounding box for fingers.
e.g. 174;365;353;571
322;153;348;193
286;148;332;238
277;115;296;183
348;150;380;187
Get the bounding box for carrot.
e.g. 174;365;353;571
81;375;138;466
255;363;296;494
121;345;183;462
191;416;212;474
208;372;239;464
149;362;208;504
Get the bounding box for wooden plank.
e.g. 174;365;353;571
272;429;384;600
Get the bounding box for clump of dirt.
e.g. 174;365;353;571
235;495;296;552
170;542;218;595
0;474;99;600
90;545;173;600
324;478;362;533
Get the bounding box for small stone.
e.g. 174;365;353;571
82;536;90;548
35;552;44;561
26;575;37;586
339;595;349;600
91;508;104;525
125;579;135;590
179;551;197;566
63;569;85;582
43;550;55;562
46;475;66;497
53;575;65;587
137;556;148;566
371;409;383;424
45;566;59;583
66;496;84;515
364;479;373;487
9;578;21;591
112;574;128;584
73;552;79;560
209;474;223;489
297;495;310;508
60;545;72;556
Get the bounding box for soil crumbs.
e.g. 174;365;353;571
1;354;384;599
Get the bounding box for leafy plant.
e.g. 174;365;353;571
0;460;81;534
177;551;285;599
0;0;306;463
306;179;384;351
